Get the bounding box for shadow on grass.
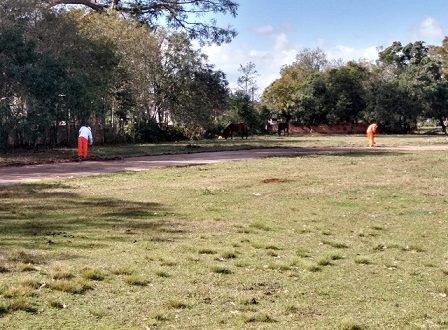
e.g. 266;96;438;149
0;183;183;251
268;150;404;159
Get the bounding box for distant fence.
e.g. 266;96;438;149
270;122;368;134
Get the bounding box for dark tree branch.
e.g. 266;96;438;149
47;0;107;11
46;0;239;44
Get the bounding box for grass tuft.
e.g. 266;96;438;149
48;298;66;309
152;312;171;322
317;256;332;266
111;267;135;276
198;248;217;255
7;298;37;313
2;285;35;298
19;278;41;289
222;251;237;259
240;297;259;305
268;263;290;272
322;240;349;249
155;270;170;278
17;263;39;272
304;263;322;272
355;257;372;265
296;248;311;258
440;286;448;296
49;279;92;294
124;275;149;286
317;253;343;266
80;267;105;281
8;251;43;265
284;304;299;314
160;259;177;267
167;300;188;309
211;265;232;274
50;267;74;280
249;222;271;231
339;319;365;330
242;313;276;323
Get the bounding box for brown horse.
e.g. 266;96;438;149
223;123;249;139
277;122;289;136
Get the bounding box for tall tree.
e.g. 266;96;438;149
375;41;448;132
325;62;368;124
237;61;258;101
262;48;328;123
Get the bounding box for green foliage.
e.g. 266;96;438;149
49;0;239;46
0;2;232;148
262;43;448;133
225;92;262;133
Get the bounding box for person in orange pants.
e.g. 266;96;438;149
366;121;378;147
77;125;93;160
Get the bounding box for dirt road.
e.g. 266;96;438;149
1;145;447;185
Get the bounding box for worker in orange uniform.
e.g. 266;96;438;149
366;121;378;147
77;124;93;160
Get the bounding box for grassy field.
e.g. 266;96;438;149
2;133;448;167
1;137;448;329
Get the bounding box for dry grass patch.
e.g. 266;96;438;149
47;298;66;309
198;248;217;255
8;251;43;265
123;275;149;286
339;319;365;330
80;267;105;281
242;312;276;323
110;267;135;276
355;256;373;265
49;266;74;280
166;300;188;309
17;263;39;272
322;240;349;249
221;251;237;259
210;265;232;274
49;279;92;294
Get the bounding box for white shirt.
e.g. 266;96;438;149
79;126;93;144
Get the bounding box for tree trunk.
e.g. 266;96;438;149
439;117;447;134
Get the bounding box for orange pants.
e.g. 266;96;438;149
367;132;375;147
77;137;89;158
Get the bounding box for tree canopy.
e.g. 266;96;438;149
45;0;239;45
262;42;448;133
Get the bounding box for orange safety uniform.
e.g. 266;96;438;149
366;123;378;147
77;126;93;159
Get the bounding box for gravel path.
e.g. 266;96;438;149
1;145;447;185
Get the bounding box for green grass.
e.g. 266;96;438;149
1;137;448;328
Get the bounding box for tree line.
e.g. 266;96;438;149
2;1;448;151
0;0;247;150
262;41;448;134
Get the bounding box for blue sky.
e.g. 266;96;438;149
201;0;448;92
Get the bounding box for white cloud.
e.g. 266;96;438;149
202;33;380;93
274;33;289;51
253;25;274;35
325;45;378;62
413;17;444;45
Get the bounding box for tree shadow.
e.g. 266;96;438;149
267;150;404;159
0;183;184;254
